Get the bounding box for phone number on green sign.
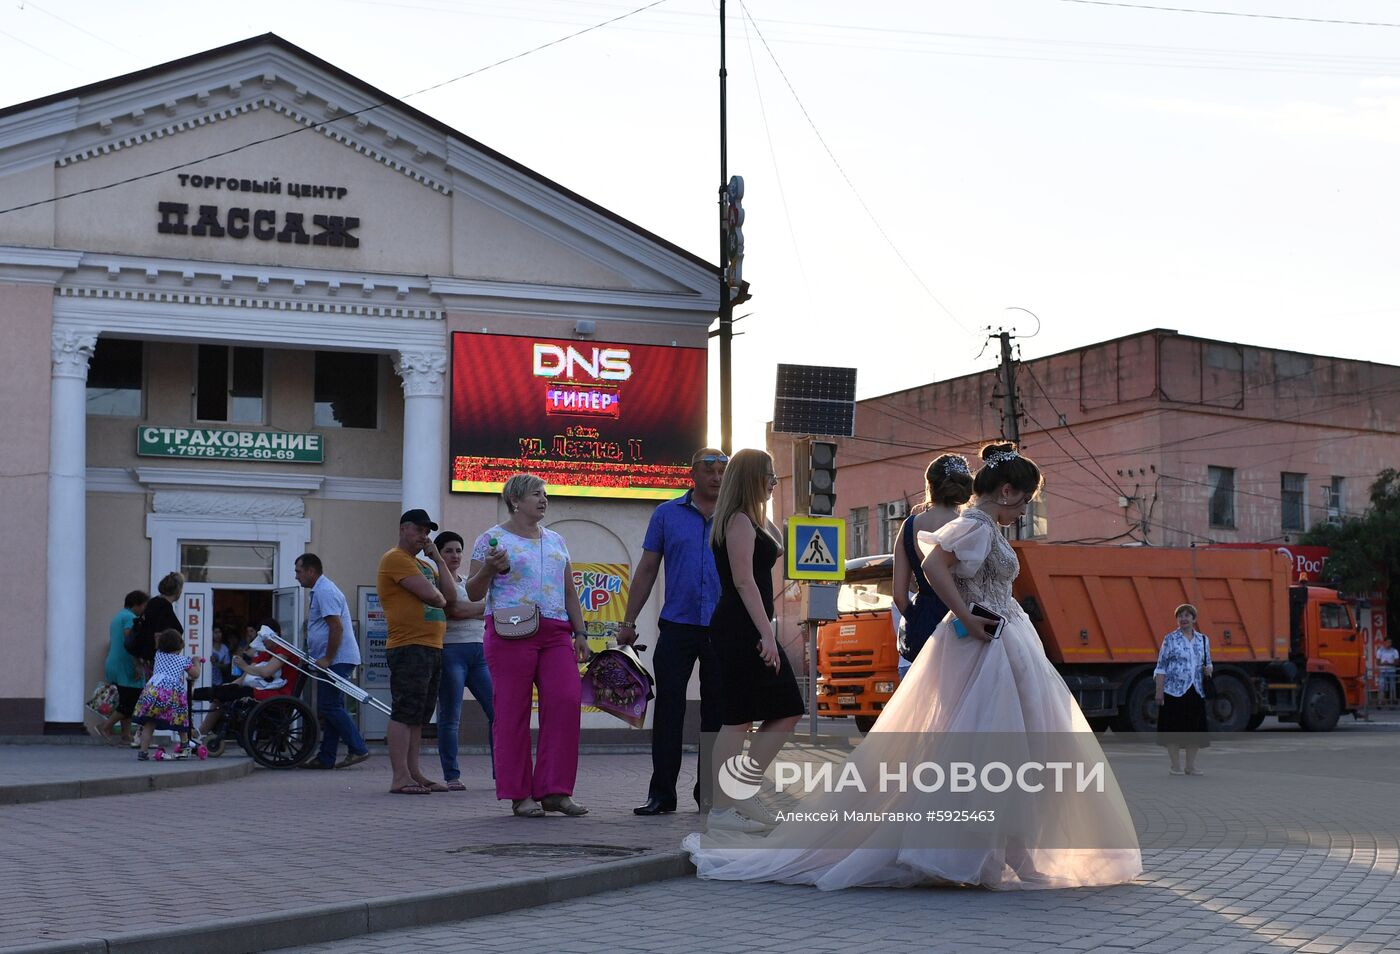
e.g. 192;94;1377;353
159;445;307;460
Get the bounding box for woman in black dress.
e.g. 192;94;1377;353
706;449;804;833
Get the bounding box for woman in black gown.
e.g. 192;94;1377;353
706;449;804;833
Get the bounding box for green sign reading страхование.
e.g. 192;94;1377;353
137;426;324;463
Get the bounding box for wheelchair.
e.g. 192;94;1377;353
200;668;319;769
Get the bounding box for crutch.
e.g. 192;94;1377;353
264;633;392;716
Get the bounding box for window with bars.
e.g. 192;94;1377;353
1281;472;1306;532
1208;466;1235;529
848;507;869;558
878;503;906;554
1327;476;1345;522
1020;497;1049;538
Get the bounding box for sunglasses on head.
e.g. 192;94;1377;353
695;455;729;465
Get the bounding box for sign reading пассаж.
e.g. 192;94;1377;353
155;174;360;248
137;426;324;463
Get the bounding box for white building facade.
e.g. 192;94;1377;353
0;35;718;734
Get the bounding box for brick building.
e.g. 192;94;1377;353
769;329;1400;559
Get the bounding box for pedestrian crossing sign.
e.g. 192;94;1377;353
785;516;845;581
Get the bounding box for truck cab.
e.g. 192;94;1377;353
1280;586;1365;730
813;555;902;732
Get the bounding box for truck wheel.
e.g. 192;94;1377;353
1245;712;1266;731
1205;673;1252;733
1115;678;1158;733
854;715;878;733
1299;679;1342;732
1087;717;1112;733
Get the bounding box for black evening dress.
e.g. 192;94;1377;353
708;518;805;725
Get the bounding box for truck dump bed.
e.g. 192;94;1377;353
1011;542;1291;666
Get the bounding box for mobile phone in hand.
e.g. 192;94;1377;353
953;602;1006;640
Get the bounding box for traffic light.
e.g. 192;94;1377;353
809;440;837;516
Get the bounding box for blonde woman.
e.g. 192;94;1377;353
704;449;804;833
468;473;590;818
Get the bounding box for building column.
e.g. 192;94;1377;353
45;330;96;725
394;347;447;519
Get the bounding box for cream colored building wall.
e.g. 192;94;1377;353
0;164;56;248
83;491;149;698
87;343;403;479
51;109;452;275
303;497;403;603
0;283;55;726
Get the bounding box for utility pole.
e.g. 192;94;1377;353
997;329;1023;539
717;0;733;455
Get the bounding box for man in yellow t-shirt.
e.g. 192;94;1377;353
377;508;455;795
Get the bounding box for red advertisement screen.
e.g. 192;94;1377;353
450;332;706;499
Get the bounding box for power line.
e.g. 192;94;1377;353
1019;357;1125;496
736;0;979;342
16;0;142;58
738;3;812;315
0;26;84;70
1055;0;1400;29
0;0;672;218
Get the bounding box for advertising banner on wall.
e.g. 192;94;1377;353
449;332;705;500
572;562;634;725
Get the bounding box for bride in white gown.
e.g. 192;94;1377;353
683;443;1142;890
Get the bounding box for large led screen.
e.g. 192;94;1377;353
450;332;706;499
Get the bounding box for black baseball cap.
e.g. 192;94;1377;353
399;508;438;531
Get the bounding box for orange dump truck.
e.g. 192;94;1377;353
813;555;902;732
816;544;1368;733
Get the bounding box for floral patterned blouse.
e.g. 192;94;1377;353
1154;629;1213;698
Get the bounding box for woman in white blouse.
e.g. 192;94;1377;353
1154;603;1214;776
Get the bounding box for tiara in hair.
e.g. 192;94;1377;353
940;455;971;477
983;449;1020;468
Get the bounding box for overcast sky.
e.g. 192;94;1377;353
4;0;1398;452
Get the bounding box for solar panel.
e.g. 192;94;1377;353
772;364;857;436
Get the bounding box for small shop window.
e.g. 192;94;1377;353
314;351;379;428
180;542;275;585
196;346;265;423
86;338;143;417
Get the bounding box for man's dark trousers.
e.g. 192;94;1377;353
647;620;721;807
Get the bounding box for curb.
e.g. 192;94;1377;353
0;760;255;806
4;850;695;954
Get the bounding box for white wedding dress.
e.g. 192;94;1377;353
683;509;1143;890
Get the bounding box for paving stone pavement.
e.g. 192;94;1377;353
277;725;1400;954
2;721;1398;953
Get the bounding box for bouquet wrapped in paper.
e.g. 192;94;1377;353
580;645;655;728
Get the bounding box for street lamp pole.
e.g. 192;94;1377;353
717;0;733;454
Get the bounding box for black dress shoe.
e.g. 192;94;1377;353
633;796;677;815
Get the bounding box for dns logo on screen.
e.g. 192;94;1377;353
532;344;633;382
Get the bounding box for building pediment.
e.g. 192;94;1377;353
0;34;719;308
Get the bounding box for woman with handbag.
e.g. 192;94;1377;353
1154;603;1214;776
468;473;591;818
891;454;973;680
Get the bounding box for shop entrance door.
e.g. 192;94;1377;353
273;585;306;651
